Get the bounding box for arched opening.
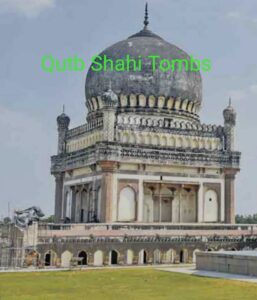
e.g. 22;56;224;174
110;250;118;265
45;253;51;266
94;250;103;266
139;249;147;264
164;249;175;264
143;250;147;264
192;249;201;263
180;250;183;263
207;248;213;252
231;248;236;251
143;188;154;222
204;190;218;222
118;187;136;222
152;135;159;145
153;249;161;264
78;251;87;265
180;188;197;223
44;250;56;266
180;249;188;263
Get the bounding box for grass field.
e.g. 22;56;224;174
0;268;257;300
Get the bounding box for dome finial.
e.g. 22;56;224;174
144;2;149;29
62;104;65;114
229;97;232;107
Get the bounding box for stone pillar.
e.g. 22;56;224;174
224;169;236;224
223;100;236;151
137;179;144;222
197;183;203;223
101;87;118;142
159;184;162;223
99;161;117;222
54;173;64;223
56;111;70;154
70;187;76;223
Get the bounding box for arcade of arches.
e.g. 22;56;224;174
61;180;220;224
39;247;239;268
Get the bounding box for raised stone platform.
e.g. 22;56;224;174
196;251;257;276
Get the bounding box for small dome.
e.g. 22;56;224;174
223;98;236;125
85;27;202;105
57;112;70;130
102;86;118;104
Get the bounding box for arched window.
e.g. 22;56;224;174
152;135;159;145
118;187;136;222
169;137;176;147
204;190;218;222
161;136;167;146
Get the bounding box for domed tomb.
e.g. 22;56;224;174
85;15;202;114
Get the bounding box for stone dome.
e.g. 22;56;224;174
85;27;202;104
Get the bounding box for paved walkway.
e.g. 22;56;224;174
157;266;257;283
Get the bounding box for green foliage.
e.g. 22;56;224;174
235;214;257;224
40;215;55;223
0;269;257;300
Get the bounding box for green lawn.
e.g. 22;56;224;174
0;268;257;300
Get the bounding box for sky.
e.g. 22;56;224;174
0;0;257;217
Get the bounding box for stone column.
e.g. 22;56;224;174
137;179;144;222
159;183;162;223
70;186;76;223
197;183;203;223
99;161;117;222
224;169;236;224
54;173;64;223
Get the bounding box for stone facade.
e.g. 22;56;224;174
1;7;243;270
4;223;257;268
50;20;240;226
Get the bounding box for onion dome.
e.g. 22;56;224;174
57;106;70;131
223;98;236;126
85;4;202;107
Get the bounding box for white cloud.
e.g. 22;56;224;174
250;84;257;95
0;0;56;17
227;84;257;102
227;89;247;102
227;11;241;19
226;10;257;30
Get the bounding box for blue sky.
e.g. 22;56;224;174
0;0;257;217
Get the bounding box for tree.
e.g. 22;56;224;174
235;214;257;224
